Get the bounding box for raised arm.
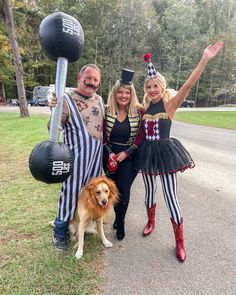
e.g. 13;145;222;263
166;41;223;117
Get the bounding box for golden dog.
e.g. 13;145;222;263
69;175;119;259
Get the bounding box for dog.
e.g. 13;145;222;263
69;175;119;259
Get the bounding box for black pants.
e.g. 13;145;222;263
103;156;138;222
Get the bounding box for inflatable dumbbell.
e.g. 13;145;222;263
29;12;84;183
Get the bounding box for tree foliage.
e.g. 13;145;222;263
3;0;29;116
0;0;235;106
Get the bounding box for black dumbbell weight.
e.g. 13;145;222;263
29;12;84;183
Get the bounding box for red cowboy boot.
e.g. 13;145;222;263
171;218;186;262
143;204;156;237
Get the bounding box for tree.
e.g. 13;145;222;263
0;24;14;103
3;0;29;117
1;0;235;106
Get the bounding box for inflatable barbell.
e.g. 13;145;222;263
29;12;84;183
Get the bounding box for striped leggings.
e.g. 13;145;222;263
142;173;182;224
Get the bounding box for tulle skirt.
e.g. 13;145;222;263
135;138;195;175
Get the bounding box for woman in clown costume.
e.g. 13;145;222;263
134;41;223;262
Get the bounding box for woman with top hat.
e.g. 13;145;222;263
103;68;143;240
134;41;223;261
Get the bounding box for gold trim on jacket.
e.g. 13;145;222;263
105;112;141;145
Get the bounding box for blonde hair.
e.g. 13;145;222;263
143;75;173;110
106;80;140;116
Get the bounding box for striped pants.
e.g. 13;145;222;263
142;173;182;224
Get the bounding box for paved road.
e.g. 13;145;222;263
0;105;236;115
1;105;236;294
99;121;236;295
0;105;51;115
177;106;236;112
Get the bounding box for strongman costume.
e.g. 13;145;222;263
54;89;104;239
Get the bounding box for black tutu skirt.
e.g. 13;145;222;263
135;138;195;175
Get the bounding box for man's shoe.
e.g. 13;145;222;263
53;237;69;252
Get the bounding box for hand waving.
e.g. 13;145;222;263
203;41;224;61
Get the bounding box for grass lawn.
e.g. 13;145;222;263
175;111;236;130
0;110;235;294
0;113;104;295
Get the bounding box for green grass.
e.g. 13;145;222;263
1;110;235;294
174;111;236;130
0;113;103;295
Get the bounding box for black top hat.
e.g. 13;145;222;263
120;68;135;85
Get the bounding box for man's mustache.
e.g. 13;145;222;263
83;80;99;90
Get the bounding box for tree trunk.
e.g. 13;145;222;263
176;41;184;91
3;0;29;117
95;36;98;64
1;82;6;104
194;79;199;107
206;75;213;107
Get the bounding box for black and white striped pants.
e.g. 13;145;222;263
142;173;182;224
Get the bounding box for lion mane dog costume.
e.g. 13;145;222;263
69;175;119;259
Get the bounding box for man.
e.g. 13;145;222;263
50;64;104;251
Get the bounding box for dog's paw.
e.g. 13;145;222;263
103;239;113;248
75;249;83;259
